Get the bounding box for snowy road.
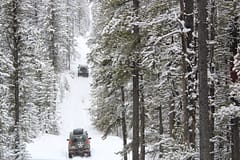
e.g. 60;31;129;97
26;36;126;160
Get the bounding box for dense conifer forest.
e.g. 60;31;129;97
0;0;90;159
0;0;239;159
89;0;239;159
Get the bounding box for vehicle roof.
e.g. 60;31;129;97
78;64;88;68
73;128;84;135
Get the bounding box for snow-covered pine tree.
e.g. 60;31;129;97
0;0;75;158
0;51;13;159
89;0;131;130
90;1;196;159
16;0;45;142
140;0;198;158
0;1;15;156
32;0;62;135
88;0;240;159
89;1;142;158
0;0;31;159
226;3;239;159
43;0;69;72
0;0;14;158
0;0;95;158
89;0;199;159
212;0;240;159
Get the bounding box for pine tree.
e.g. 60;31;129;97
213;0;240;159
5;1;22;159
0;0;65;157
228;12;239;160
198;0;210;159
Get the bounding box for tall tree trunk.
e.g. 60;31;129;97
168;97;175;138
132;61;139;160
12;0;21;159
66;0;71;70
121;86;128;160
132;0;140;159
159;106;163;135
49;0;58;71
180;0;196;149
184;0;196;149
231;117;240;160
209;1;216;159
179;0;189;145
158;104;164;159
169;80;176;138
158;74;164;158
140;75;145;160
184;0;194;47
198;0;210;159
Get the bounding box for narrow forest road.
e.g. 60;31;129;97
26;36;126;160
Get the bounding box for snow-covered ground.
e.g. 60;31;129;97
26;35;127;160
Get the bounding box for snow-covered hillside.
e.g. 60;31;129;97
26;35;127;160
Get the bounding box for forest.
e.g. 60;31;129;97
0;0;239;160
0;0;90;159
88;0;239;160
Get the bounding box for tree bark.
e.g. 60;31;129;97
198;0;210;159
49;0;58;71
11;0;21;159
184;0;196;149
66;0;71;70
169;98;175;138
179;0;189;145
140;75;145;160
209;1;216;159
121;86;128;160
169;80;176;138
132;61;139;160
132;0;140;159
159;106;163;135
158;105;163;159
184;0;194;47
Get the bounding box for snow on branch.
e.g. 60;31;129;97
233;46;240;75
152;29;181;46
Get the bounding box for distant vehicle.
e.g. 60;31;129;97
67;128;91;158
78;65;89;77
